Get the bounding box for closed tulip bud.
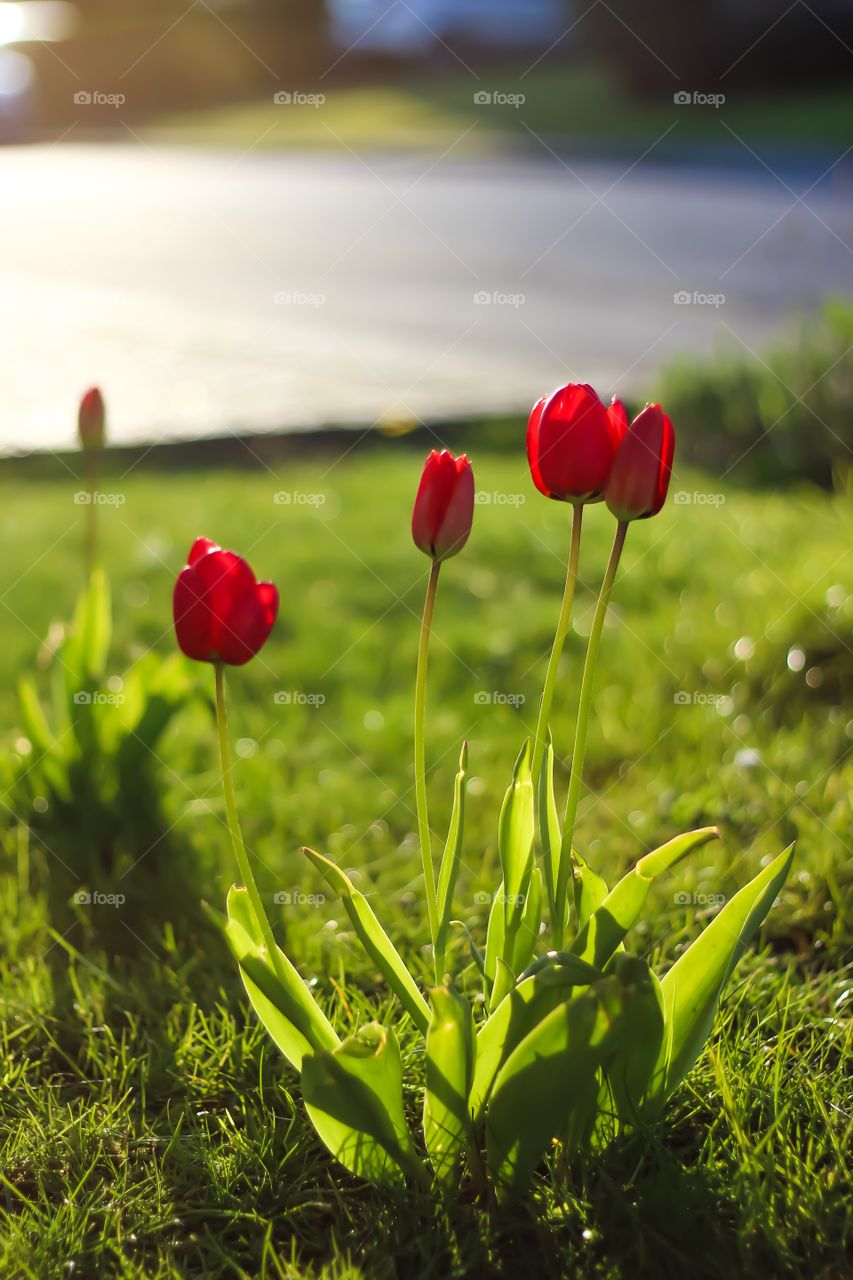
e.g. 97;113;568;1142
526;382;621;504
173;538;279;666
412;450;474;562
78;387;106;450
605;403;675;521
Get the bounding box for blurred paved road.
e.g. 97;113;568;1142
3;143;852;451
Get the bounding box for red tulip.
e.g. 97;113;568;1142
78;387;105;450
526;383;621;503
412;450;474;562
173;538;279;666
605;403;675;521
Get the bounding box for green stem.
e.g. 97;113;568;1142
531;503;583;790
415;560;441;978
553;520;628;947
84;449;98;578
214;663;289;987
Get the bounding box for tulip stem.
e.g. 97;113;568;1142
553;520;628;948
84;449;98;578
214;663;288;988
415;560;441;978
531;503;583;790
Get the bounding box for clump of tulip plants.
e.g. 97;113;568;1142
177;383;793;1201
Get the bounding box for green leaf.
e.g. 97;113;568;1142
304;849;430;1033
64;569;111;699
572;847;610;932
498;740;535;955
435;743;468;975
303;1023;424;1188
601;954;665;1127
17;678;71;801
224;884;338;1070
423;986;476;1187
483;883;503;989
485;982;619;1198
470;951;601;1122
511;865;542;975
571;828;719;968
654;844;795;1106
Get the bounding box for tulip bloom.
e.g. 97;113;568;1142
173;538;278;666
605;403;674;521
78;387;106;450
412;450;474;562
527;383;621;503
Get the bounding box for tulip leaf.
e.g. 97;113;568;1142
571;846;610;933
571;827;719;968
434;743;468;976
483;884;503;990
303;1023;424;1188
485;980;621;1198
601;954;665;1127
653;844;795;1107
423;986;476;1187
511;865;542;976
498;739;535;954
64;568;112;697
17;678;72;801
470;950;601;1122
224;884;338;1070
303;849;430;1033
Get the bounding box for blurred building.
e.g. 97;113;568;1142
329;0;567;56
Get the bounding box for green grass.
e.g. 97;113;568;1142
145;65;853;152
0;440;851;1277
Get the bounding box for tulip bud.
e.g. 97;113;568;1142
526;382;621;503
605;403;674;522
78;387;106;451
173;538;279;666
412;450;474;562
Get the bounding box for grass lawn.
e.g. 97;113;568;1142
144;65;853;154
0;438;850;1277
